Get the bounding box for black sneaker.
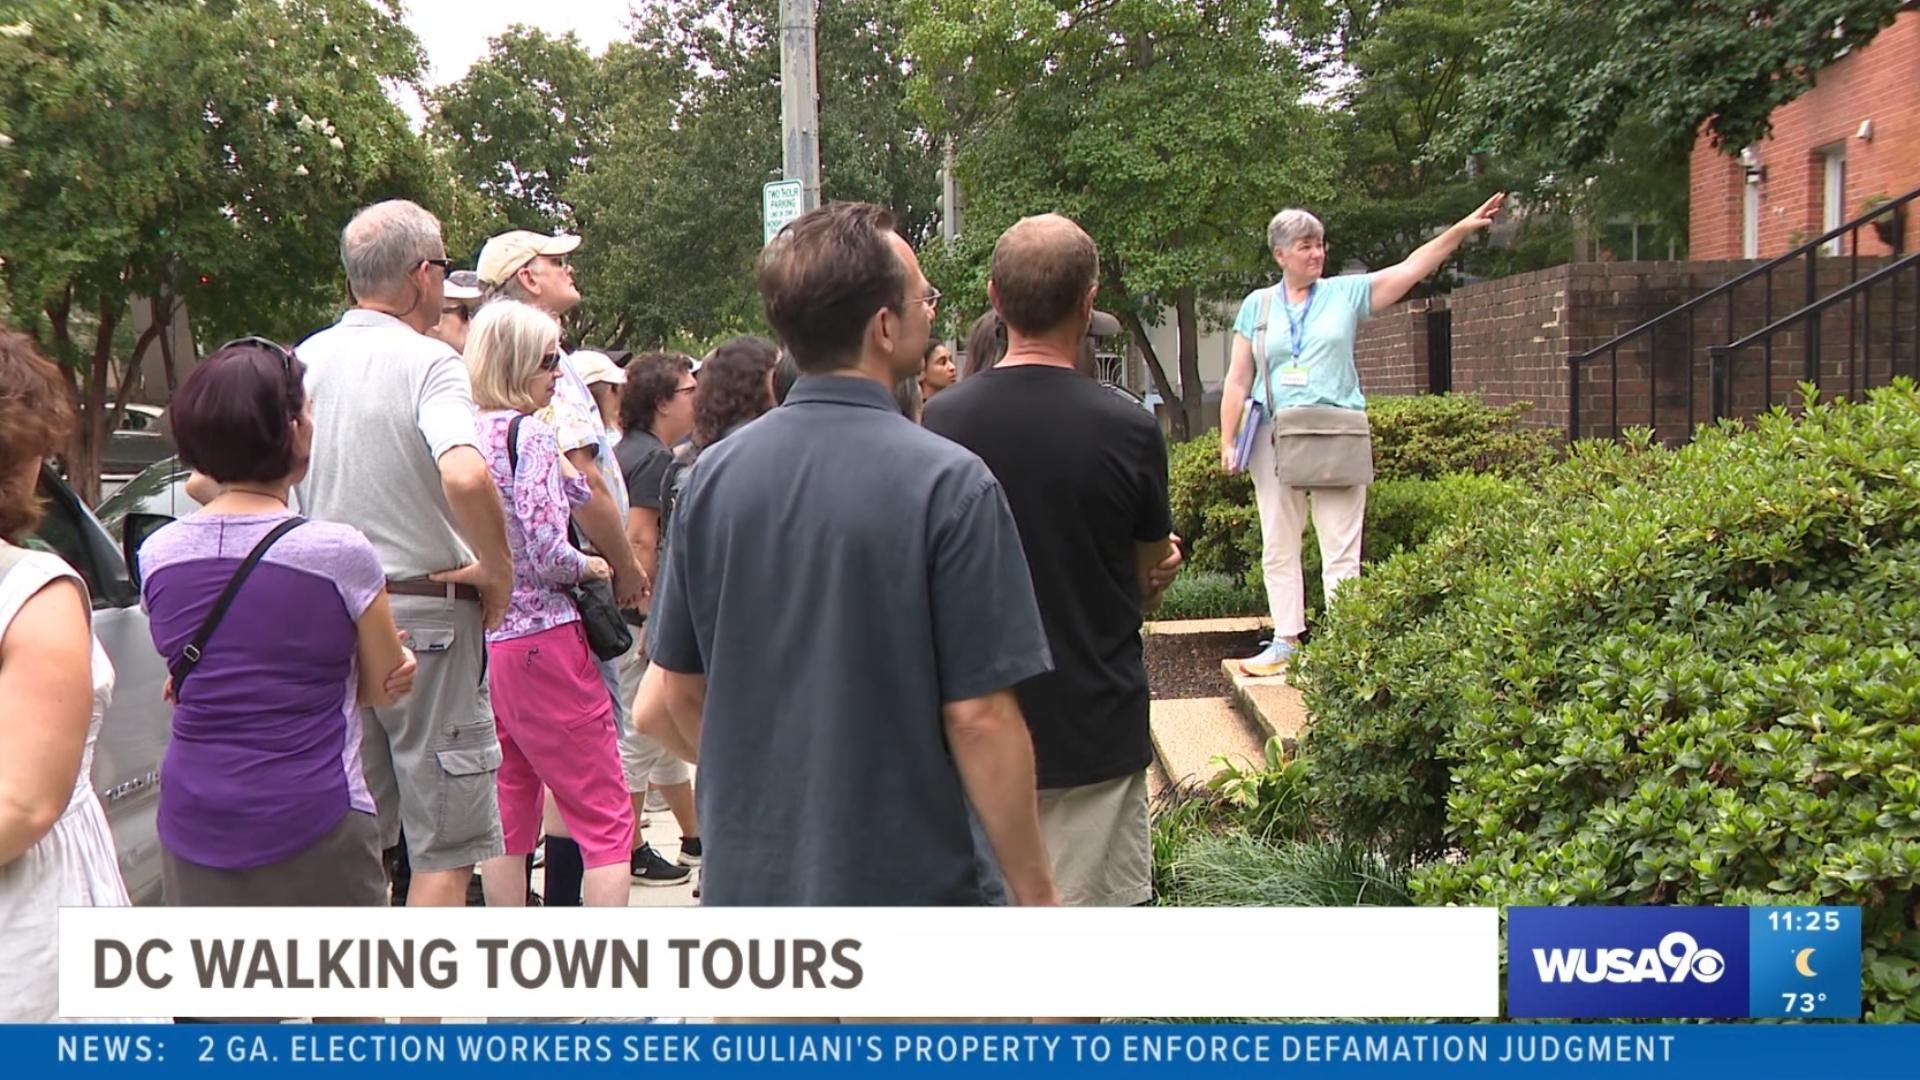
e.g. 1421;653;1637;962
677;837;703;867
630;843;692;887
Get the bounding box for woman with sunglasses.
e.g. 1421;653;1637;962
462;300;632;909
136;339;415;912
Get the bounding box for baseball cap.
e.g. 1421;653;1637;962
571;350;627;387
476;230;582;287
443;270;483;302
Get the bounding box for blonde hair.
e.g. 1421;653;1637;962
465;300;560;413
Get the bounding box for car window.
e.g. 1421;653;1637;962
26;478;103;604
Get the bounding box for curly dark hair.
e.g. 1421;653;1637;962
618;351;694;437
693;336;778;449
0;329;77;543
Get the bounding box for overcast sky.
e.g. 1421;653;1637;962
395;1;638;121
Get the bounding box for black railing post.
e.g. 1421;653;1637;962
1568;360;1582;442
1805;249;1819;385
1709;346;1728;422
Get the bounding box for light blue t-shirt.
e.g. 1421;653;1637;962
1232;272;1374;412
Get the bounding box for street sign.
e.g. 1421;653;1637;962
763;179;804;244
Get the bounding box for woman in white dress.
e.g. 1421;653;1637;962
0;328;133;1021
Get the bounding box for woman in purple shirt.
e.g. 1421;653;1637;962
140;339;415;906
463;301;633;908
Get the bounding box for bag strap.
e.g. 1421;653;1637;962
169;516;306;694
507;413;590;552
506;413;526;475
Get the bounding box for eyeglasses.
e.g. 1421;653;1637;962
917;287;942;311
539;351;564;373
422;257;453;274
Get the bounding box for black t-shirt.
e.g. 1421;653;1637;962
615;429;673;512
923;365;1172;789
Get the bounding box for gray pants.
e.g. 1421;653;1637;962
360;593;505;873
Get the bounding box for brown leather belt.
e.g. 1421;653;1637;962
386;578;481;602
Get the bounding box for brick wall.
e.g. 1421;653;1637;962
1353;258;1914;443
1352;297;1433;396
1691;10;1920;260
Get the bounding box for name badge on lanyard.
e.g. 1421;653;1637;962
1276;283;1318;387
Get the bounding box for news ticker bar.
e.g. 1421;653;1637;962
24;1025;1920;1078
58;907;1500;1019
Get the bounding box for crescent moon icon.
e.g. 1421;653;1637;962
1794;948;1818;977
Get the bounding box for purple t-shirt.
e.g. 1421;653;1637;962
140;512;384;870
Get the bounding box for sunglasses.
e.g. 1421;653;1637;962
422;257;453;274
539;351;564;373
220;335;294;373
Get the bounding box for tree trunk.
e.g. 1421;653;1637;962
74;295;120;506
1119;308;1186;442
1174;286;1204;442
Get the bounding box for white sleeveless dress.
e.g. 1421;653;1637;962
0;545;133;1021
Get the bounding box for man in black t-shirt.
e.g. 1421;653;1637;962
924;214;1183;907
611;352;700;887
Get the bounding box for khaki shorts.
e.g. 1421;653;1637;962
1037;770;1152;907
614;638;693;790
360;594;505;873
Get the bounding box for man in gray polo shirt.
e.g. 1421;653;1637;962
297;199;513;909
639;202;1060;907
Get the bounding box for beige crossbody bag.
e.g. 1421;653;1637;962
1254;285;1375;488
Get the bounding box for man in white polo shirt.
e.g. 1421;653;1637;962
297;199;514;910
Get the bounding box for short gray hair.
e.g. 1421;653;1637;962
485;276;536;306
341;200;443;298
1266;209;1325;253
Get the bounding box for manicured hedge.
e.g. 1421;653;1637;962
1297;384;1920;1019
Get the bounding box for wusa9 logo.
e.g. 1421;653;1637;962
1508;908;1749;1018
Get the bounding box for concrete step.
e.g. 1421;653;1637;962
1149;696;1268;790
1143;615;1271;637
1221;659;1311;746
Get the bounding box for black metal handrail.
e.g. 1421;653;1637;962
1706;250;1920;420
1569;182;1919;441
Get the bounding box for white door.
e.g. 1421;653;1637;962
1822;147;1847;255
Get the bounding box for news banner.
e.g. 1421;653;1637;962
17;904;1918;1078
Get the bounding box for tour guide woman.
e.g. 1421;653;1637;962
1220;193;1504;676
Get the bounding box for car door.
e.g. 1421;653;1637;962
27;468;168;904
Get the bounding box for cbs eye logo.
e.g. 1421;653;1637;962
1660;932;1726;983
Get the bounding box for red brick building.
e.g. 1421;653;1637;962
1690;6;1920;260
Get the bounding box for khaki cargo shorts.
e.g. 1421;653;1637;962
360;593;505;873
1036;770;1152;907
614;638;693;790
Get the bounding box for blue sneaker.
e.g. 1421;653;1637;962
1238;638;1297;678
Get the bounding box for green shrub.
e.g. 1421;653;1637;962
1366;393;1556;479
1298;384;1920;1019
1157;571;1264;620
1168;395;1549;607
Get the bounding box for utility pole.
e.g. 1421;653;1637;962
779;0;821;211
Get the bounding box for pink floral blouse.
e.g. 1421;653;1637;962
477;410;592;644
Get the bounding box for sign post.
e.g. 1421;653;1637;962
763;179;805;244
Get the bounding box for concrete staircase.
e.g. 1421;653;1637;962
1145;618;1310;793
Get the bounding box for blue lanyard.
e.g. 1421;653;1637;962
1281;282;1319;359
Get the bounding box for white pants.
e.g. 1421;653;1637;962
1248;425;1367;638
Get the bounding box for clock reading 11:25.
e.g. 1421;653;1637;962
1766;910;1842;933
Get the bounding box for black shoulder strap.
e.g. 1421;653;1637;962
506;413;526;475
169;516;306;695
